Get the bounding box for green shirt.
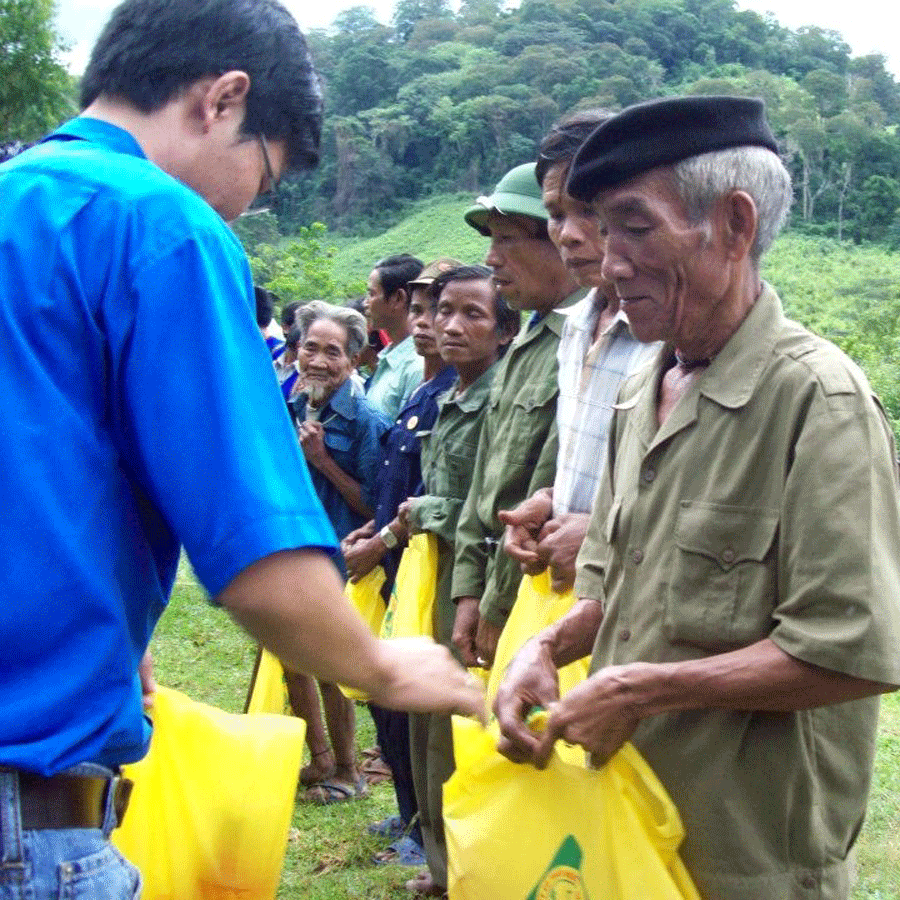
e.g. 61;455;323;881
408;365;496;646
366;335;424;420
575;284;900;900
453;290;585;626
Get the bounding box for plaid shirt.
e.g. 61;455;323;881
553;292;659;517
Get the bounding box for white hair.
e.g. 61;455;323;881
670;146;793;264
297;300;367;358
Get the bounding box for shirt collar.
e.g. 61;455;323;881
442;362;497;412
325;378;359;419
518;287;588;345
562;290;631;337
377;335;417;368
696;282;783;409
43;117;147;159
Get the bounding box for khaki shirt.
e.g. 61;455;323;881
453;290;586;625
575;284;900;900
408;365;496;646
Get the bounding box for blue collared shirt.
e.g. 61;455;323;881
291;380;390;575
0;118;338;774
365;335;424;420
374;365;457;531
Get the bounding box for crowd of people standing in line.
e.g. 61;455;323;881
2;0;899;897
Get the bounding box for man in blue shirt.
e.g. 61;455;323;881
0;1;481;895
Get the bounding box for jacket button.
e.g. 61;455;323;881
619;628;631;642
801;875;816;890
631;549;644;565
643;467;656;483
721;547;735;564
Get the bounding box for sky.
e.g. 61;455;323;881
55;0;900;80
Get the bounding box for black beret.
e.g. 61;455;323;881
567;95;779;201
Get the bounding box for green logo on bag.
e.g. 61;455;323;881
526;835;590;900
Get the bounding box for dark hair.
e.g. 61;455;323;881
285;325;301;350
373;254;424;303
80;0;322;170
280;300;302;330
535;109;612;187
343;295;367;317
429;265;519;340
254;285;274;327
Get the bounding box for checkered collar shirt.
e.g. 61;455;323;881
553;291;660;517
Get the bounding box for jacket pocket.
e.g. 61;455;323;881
665;501;779;651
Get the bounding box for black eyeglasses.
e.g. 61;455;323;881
253;134;280;212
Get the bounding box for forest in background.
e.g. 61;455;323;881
275;0;900;244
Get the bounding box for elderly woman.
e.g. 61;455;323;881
286;300;390;804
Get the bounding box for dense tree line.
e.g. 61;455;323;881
2;0;898;243
277;0;900;244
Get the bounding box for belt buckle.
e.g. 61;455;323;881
109;774;134;828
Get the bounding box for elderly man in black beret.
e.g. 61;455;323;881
494;96;900;900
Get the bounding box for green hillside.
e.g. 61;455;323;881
329;194;493;290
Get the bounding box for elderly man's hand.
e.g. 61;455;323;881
494;636;560;765
475;615;503;668
498;489;553;574
298;419;328;469
452;597;481;667
344;534;386;582
342;521;376;549
533;665;641;769
536;512;590;593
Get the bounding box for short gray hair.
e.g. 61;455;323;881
296;300;367;358
670;146;792;264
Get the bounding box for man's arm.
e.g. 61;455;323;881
494;596;603;761
299;419;373;518
532;637;897;769
219;547;484;716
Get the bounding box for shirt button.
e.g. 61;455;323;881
384;460;390;466
721;547;735;564
619;628;631;642
801;876;816;890
643;467;656;483
631;548;644;565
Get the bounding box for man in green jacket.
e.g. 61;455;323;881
451;163;583;669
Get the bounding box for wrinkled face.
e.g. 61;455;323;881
408;287;439;358
595;168;728;346
364;269;391;329
542;162;608;290
434;278;503;369
298;318;354;406
483;212;566;312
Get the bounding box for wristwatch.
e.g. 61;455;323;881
379;525;399;549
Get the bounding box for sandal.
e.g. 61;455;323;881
373;835;426;866
303;775;367;805
360;754;393;785
367;814;405;838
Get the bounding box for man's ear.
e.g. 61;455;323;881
389;287;408;309
721;190;757;262
199;71;251;131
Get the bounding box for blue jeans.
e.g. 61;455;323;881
0;765;141;900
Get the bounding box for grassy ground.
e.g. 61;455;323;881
152;559;900;899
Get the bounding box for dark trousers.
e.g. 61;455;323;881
368;703;422;847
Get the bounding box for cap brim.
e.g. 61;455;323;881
464;192;547;235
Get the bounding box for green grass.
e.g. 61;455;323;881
151;559;900;899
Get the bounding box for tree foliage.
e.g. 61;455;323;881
0;0;74;141
273;0;900;244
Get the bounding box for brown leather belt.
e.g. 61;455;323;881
13;771;133;830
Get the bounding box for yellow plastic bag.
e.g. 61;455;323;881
486;570;590;703
113;685;306;900
444;717;700;900
340;565;387;701
380;533;438;639
244;646;290;715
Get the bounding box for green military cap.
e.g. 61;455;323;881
464;163;547;236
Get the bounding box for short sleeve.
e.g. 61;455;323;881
112;227;337;598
